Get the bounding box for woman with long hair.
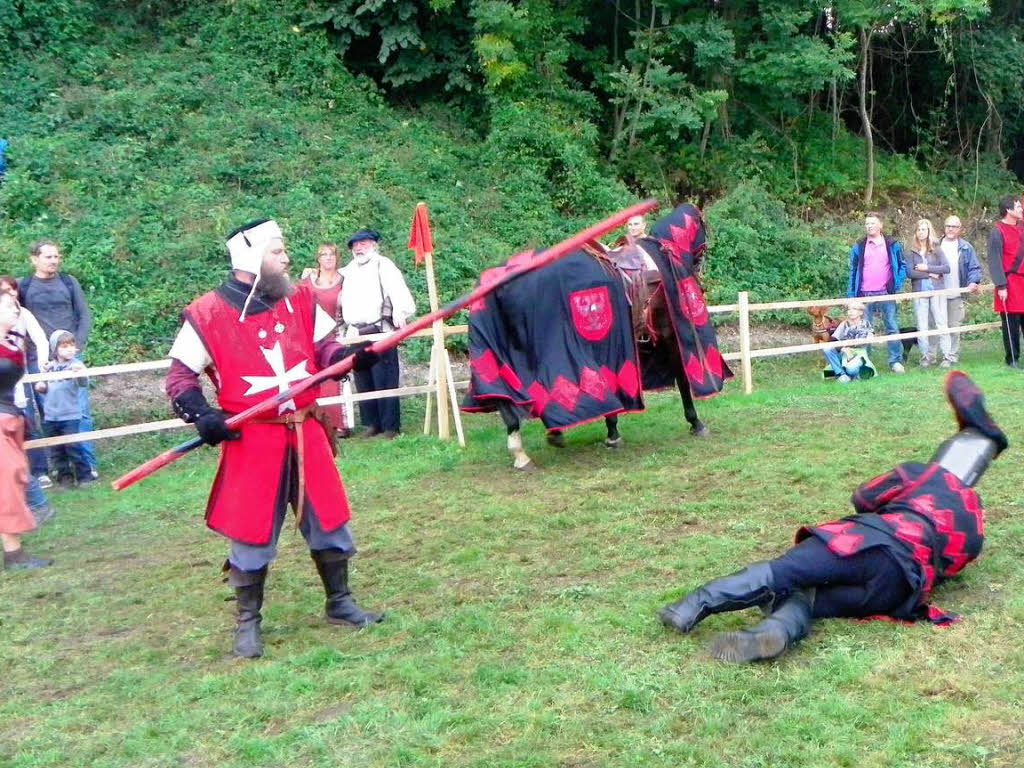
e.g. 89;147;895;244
0;291;52;570
0;275;54;522
301;244;352;437
905;218;952;367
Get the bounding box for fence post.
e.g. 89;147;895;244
738;290;753;394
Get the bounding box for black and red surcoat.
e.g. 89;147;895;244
178;285;350;545
462;248;644;430
462;204;731;430
638;203;733;397
796;462;984;625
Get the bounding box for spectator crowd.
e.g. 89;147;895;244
824;196;1023;381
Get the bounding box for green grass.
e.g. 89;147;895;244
4;336;1024;767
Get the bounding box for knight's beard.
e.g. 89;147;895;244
258;270;293;301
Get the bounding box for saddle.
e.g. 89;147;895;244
591;240;665;343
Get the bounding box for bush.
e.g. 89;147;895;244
703;184;848;318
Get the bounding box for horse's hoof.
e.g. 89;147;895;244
547;432;566;448
690;423;710;438
513;461;537;472
604;437;622;449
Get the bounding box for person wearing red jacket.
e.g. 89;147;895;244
986;195;1024;367
164;219;382;658
659;371;1006;663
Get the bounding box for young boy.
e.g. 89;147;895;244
36;329;93;487
823;301;876;383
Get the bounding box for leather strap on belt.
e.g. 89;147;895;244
250;406;314;529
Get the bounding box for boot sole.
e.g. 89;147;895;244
708;630;787;663
326;614;384;628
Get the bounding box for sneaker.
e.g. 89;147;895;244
36;475;53;490
919;357;933;368
939;359;953;369
891;362;906;374
837;374;852;383
89;468;99;480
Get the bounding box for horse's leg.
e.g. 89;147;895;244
676;375;709;437
546;429;566;448
497;401;534;470
604;415;622;448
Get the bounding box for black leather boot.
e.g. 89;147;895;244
310;550;384;627
227;565;266;659
658;562;776;634
708;588;814;663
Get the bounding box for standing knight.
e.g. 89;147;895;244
164;219;382;658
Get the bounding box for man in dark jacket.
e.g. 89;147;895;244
847;213;907;373
18;240;97;477
658;371;1006;663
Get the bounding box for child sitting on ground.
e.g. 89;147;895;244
823;302;876;383
35;329;93;487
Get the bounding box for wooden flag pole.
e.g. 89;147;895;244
423;247;450;439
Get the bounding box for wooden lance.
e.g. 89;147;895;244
112;199;659;491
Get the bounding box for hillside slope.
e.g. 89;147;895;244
0;2;629;362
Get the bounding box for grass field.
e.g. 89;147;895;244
3;337;1024;768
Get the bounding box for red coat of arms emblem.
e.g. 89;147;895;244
569;286;613;342
677;277;709;326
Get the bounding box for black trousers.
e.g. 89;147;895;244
998;312;1023;364
769;537;913;619
21;394;48;477
354;346;401;432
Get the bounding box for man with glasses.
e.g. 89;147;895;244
939;216;982;366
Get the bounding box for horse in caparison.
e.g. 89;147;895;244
463;203;732;470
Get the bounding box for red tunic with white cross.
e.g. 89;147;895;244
177;285;350;544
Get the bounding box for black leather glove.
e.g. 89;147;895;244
353;348;380;372
329;345;380;373
195;410;241;446
173;388;240;446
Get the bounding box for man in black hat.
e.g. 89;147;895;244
340;229;416;439
658;371;1007;662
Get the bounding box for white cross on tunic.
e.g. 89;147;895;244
240;342;312;414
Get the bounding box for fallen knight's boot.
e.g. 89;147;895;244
708;588;814;663
944;370;1008;455
934;371;1007;487
310;549;384;627
227;564;267;659
658;561;776;634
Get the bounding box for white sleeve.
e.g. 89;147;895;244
313;304;337;343
168;321;212;373
20;308;50;366
382;259;416;322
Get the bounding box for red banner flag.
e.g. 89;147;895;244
408;202;434;266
